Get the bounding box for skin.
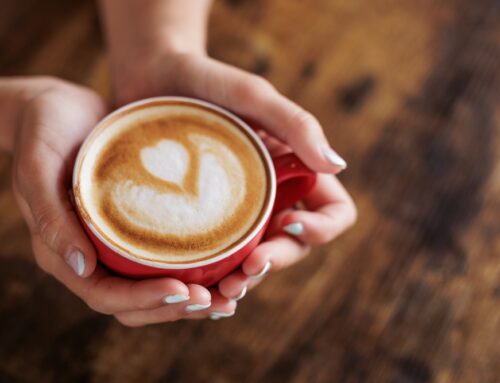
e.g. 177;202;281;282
0;0;356;326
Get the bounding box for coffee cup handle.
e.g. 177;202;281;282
272;153;317;213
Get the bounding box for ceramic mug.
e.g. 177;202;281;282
72;97;316;286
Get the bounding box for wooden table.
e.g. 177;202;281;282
1;0;499;382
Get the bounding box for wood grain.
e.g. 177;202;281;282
1;0;499;382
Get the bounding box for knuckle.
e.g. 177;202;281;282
318;231;334;244
135;302;151;311
14;154;40;192
235;75;273;102
288;107;318;133
84;295;113;315
155;280;182;298
252;76;274;93
133;293;154;311
81;280;115;315
233;79;254;101
71;85;102;106
124;281;150;311
35;208;62;252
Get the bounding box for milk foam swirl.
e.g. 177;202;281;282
110;134;245;236
77;104;268;264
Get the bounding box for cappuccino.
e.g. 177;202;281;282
75;100;269;264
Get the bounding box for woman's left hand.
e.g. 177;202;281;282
217;134;357;302
111;51;356;311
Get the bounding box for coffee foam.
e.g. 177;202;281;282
76;102;269;264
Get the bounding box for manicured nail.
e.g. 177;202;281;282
283;222;304;236
185;303;211;313
233;286;247;301
210;311;235;320
163;294;189;304
249;261;271;280
66;249;85;276
322;147;347;169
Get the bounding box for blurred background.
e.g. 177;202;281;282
1;0;499;382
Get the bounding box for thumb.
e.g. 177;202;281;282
15;142;97;278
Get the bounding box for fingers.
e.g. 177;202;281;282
32;232;235;326
176;56;347;174
188;289;236;321
14;150;98;277
281;210;351;245
218;269;249;300
218;175;355;302
279;174;357;245
32;234;235;326
12;165;98;278
218;236;310;300
82;272;192;314
115;288;236;326
30;235;196;315
243;236;310;277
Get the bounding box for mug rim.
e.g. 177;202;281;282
72;96;277;269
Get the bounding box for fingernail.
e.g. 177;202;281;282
163;294;189;304
66;249;85;276
249;261;271;280
186;303;211;313
210;311;235;320
283;222;304;235
233;286;247;301
322;147;347;169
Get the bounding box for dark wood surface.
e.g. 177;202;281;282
1;0;499;382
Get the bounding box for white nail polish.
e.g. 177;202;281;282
186;303;211;313
283;222;304;235
210;311;235;320
163;294;189;304
249;261;271;280
233;286;247;301
66;249;85;276
322;147;347;169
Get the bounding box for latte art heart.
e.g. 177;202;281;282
80;106;268;264
140;139;190;188
114;136;246;235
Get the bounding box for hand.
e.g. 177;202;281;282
112;52;356;306
217;133;356;301
113;52;348;173
11;77;235;326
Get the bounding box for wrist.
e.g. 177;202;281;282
111;32;206;70
100;0;211;75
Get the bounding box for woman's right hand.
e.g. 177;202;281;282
10;77;235;325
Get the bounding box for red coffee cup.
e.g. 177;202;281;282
73;97;316;286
